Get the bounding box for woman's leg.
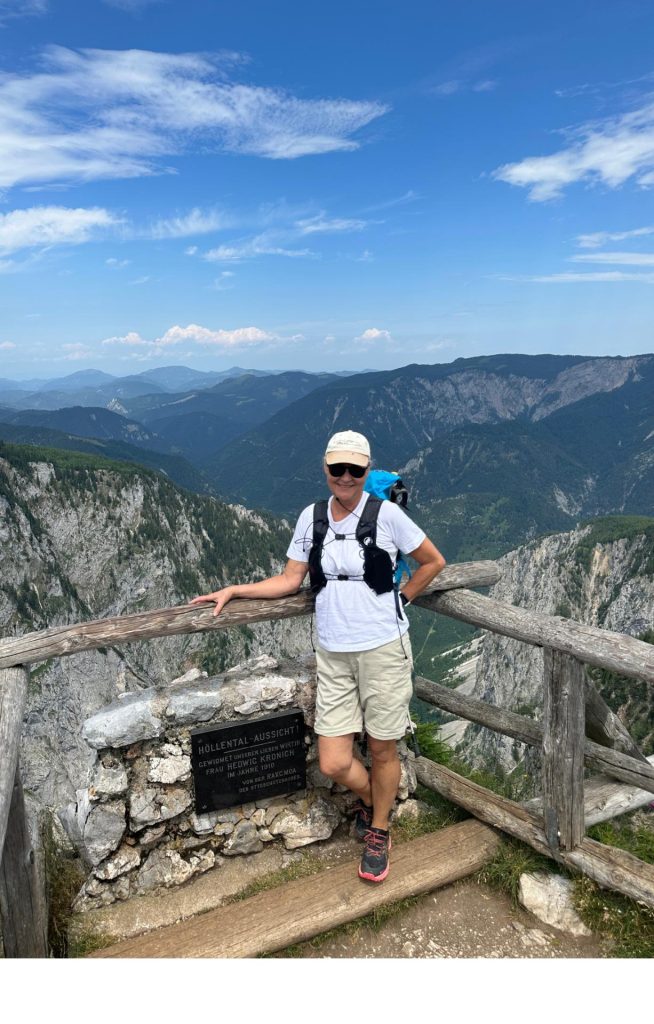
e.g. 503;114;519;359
318;734;372;804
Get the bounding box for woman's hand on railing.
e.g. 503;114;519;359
189;586;235;618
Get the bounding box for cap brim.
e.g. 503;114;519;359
324;451;369;467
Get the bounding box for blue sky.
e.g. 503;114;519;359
1;0;654;378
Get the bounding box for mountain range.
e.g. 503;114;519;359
2;353;652;571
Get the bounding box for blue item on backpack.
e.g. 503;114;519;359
364;470;412;585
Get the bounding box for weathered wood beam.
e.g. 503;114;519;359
416;589;654;684
0;666;29;864
413;675;654;794
0;561;500;670
527;754;654;828
0;766;48;958
542;650;585;852
414;757;654;909
584;675;649;763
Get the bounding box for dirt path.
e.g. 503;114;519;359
279;877;608;959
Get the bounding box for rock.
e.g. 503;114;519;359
93;844;141;880
397;754;417;801
81;800;127;865
519;871;592;936
147;754;191;784
138;824;166;849
222;820;264;856
234;699;261;715
129;786;192;831
82;692;163;749
135;848;194;893
165;680;223;725
268;795;341;849
394;799;420;820
89;765;128;800
169;667;207;687
225;655;278;677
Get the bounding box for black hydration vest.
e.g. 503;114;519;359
307;495;396;596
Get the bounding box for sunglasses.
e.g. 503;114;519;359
327;462;369;479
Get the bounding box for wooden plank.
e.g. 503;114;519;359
0;766;48;958
0;561;501;670
417;588;654;684
542;650;585;852
415;757;654;908
0;666;29;862
90;819;502;958
414;675;654;794
584;675;648;762
527;754;654;827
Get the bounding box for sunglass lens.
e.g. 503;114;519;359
328;463;366;478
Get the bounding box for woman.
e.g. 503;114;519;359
191;429;446;883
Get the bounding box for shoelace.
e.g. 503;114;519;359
363;829;388;854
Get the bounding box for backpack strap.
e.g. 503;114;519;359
308;500;329;594
357;496;395;596
355;495;382;547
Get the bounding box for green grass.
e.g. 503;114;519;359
572;876;654;958
41;813;84;957
476;836;555;904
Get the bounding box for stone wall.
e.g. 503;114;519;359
62;654;417;912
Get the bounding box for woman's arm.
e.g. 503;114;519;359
400;538;446;603
189;559;309;617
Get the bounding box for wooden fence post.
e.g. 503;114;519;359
0;665;49;957
0;765;49;957
542;649;586;853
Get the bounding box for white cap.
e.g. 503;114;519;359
324;430;371;467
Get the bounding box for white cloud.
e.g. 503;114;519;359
105;256;130;268
0;341;16;349
61;342;94;360
146;207;230;240
433;81;461;96
355;327;392;343
102;323;276;350
130;276;151;285
102;0;163;11
0;206;119;253
295;213;367;235
494;97;654;201
203;233;314;262
576;226;654;248
473;80;497;92
212;271;235;291
570;251;654;266
0;47;388;191
515;271;654;283
0;0;46;23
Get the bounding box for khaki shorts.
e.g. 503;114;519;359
315;635;414;741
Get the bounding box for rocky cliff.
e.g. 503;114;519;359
0;443;309;816
440;516;654;777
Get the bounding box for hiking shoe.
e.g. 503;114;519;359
358;827;391;883
352;800;373;841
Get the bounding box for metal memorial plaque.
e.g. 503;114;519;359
190;709;306;813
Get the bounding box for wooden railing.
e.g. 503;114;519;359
1;558;653;956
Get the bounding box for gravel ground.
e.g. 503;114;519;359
281;877;608;959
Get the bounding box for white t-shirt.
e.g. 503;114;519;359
287;494;426;652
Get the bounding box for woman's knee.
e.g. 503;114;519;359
318;736;354;778
368;737;399;765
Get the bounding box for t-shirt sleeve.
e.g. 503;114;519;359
286;506;314;563
385;503;426;555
